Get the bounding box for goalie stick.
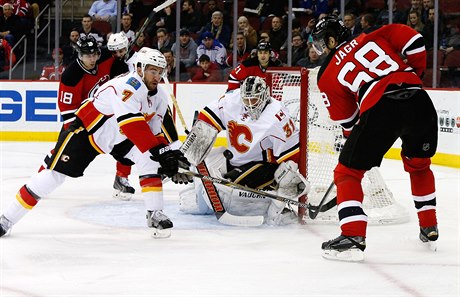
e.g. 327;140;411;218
194;162;264;226
179;169;313;209
127;0;177;57
162;74;263;226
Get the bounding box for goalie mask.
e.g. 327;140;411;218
311;15;350;56
241;76;271;120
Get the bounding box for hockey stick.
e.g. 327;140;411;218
194;162;264;226
179;169;312;209
308;181;336;219
163;75;190;134
127;0;177;56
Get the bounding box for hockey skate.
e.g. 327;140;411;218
112;175;135;201
321;235;366;262
419;225;438;251
147;210;173;239
0;215;13;237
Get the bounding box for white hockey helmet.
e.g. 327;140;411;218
135;47;167;77
107;32;129;51
241;76;271;120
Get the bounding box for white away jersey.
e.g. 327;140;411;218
75;71;169;154
197;89;300;167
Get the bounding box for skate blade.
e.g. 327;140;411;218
151;228;171;239
0;229;11;238
112;190;133;201
421;240;437;252
322;249;364;262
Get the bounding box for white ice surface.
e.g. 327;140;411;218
0;142;459;297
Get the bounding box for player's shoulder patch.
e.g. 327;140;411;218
126;76;141;90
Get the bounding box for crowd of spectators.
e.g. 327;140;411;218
39;0;459;86
0;0;52;74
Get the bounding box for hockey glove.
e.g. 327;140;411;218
171;172;194;185
223;167;243;182
150;144;191;178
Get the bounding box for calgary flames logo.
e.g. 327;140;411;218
228;120;252;153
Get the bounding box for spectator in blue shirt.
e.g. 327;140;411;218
88;0;117;31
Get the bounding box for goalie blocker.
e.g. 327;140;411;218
180;120;218;166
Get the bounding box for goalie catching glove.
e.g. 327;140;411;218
150;144;191;178
274;160;310;197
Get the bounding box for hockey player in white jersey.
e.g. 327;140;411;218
107;33;181;201
0;48;190;239
179;76;309;225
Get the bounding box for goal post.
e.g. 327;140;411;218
266;67;409;225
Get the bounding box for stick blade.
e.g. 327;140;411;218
218;212;264;227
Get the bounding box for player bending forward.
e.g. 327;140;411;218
312;16;439;261
0;48;190;239
108;33;181;200
179;76;309;225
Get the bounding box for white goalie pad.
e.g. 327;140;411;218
180;120;218;166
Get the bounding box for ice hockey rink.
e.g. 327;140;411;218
0;141;458;297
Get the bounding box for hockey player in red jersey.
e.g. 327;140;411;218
312;16;438;261
0;48;190;239
227;41;282;91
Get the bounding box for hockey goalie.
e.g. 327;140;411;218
178;76;310;226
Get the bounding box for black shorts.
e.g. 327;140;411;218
339;89;438;170
45;123;101;177
226;161;278;189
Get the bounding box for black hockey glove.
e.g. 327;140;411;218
150;144;190;178
171;172;194;185
223;167;243;182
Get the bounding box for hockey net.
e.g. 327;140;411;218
266;67;409;225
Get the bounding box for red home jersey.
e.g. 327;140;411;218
317;24;426;136
39;65;66;81
58;51;115;128
227;57;282;90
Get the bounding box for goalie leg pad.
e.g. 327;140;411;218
203;146;228;178
179;183;213;215
180;120;218;166
219;186;271;216
265;199;290;225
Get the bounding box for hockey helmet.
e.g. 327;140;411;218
257;41;271;52
311;15;350;55
241;76;271;120
76;35;100;57
107;32;129;52
135;47;167;77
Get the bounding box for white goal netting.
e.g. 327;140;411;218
266;67;409;225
